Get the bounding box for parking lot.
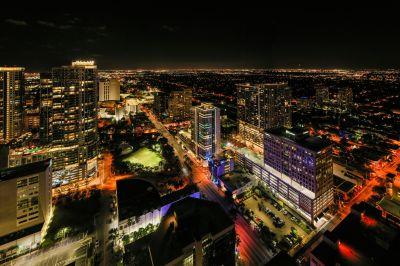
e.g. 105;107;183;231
243;194;312;251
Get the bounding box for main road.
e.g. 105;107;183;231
142;107;272;265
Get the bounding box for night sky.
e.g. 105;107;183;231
1;2;400;71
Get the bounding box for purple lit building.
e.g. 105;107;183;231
263;128;334;224
209;156;234;179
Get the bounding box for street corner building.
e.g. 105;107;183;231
0;159;52;263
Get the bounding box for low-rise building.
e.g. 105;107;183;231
309;202;400;266
208;154;234;179
377;176;400;227
116;179;200;241
148;197;236;266
217;169;254;199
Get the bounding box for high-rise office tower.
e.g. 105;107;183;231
237;83;291;150
39;72;53;144
183;87;192;118
49;60;98;184
0;159;52;260
192;103;221;160
0;67;25;143
99;78;120;101
153;91;168;117
264;128;333;224
168;87;192;121
337;87;353;112
24;73;41;132
315;85;329;108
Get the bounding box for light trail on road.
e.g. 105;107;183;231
143;107;272;265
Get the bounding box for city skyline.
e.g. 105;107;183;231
1;3;400;71
1;4;400;265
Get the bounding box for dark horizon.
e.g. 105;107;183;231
1;2;400;71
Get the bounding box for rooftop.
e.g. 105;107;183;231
117;179;161;221
266;127;332;152
149;197;234;266
0;159;51;182
219;169;252;192
265;251;296;266
0;67;25;71
378;196;400;219
117;179;199;221
334;176;356;194
311;202;400;266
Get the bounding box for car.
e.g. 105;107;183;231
273;218;285;228
296;256;305;265
285;237;293;246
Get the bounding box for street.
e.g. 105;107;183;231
143;108;273;265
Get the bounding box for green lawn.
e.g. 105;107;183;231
123;147;163;168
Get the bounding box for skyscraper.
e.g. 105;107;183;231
24;73;41;133
237;83;291;150
99;78;120;101
182;87;192;118
337;87;353;112
0;67;25;143
264;128;333;224
39;72;53;144
168;87;192;121
315;85;329;108
153;91;168;117
192;103;221;160
49;60;98;184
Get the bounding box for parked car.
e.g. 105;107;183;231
273;217;285;228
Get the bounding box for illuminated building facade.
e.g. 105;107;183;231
39;72;53;144
153;91;168;117
337;87;353;112
0;159;52;262
116;179;200;241
192;103;221;160
0;67;25;143
168;87;192;121
99;78;120;101
47;60;98;184
24;73;40;132
237;83;291;150
263;128;333;224
315;85;329;108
